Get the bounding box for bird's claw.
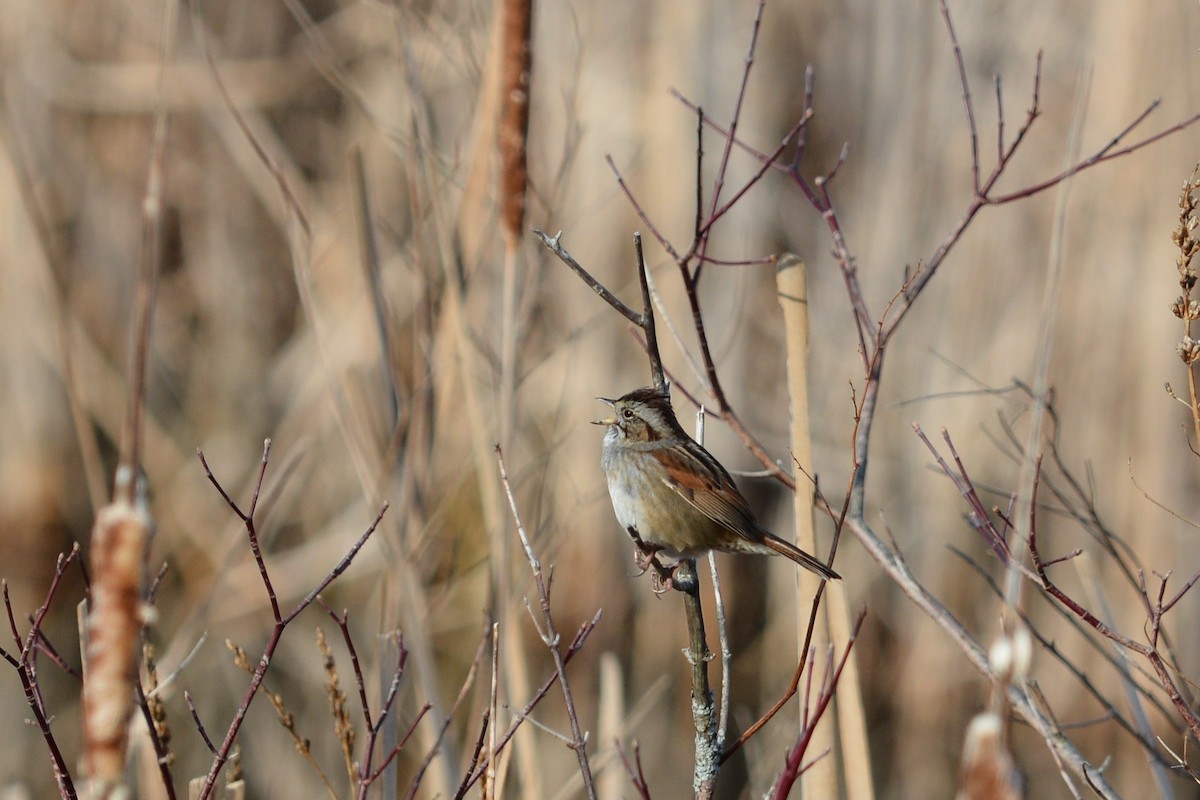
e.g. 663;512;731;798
648;566;676;597
634;547;675;593
626;528;675;593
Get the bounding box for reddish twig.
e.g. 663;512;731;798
134;677;177;800
455;711;491;800
913;424;1013;565
367;704;432;787
615;740;653;800
768;610;867;798
191;444;387;800
1;547;82;799
687;0;767;282
317;605;434;798
1028;517;1200;742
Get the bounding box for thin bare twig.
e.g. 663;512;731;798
191;445;387;800
768;610;866;799
615;740;653;800
496;447;597;799
459;611;602;794
405;622;492;800
1;549;82;799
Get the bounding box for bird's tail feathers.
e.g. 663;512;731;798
761;534;840;581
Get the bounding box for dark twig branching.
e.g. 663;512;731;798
914;424;1015;566
537;0;1200;793
190;441;387;800
1;548;82;799
316;603;432;799
721;582;829;762
929;399;1200;780
186;691;218;755
1029;517;1200;744
719;459;854;765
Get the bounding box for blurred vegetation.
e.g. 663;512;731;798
2;0;1200;797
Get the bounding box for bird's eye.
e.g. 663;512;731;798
622;408;635;420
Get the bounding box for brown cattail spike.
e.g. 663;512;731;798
82;468;150;794
497;0;533;250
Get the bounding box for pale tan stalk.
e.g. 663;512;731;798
497;0;532;451
439;5;540;792
83;6;173;790
596;653;625;800
777;255;873;800
488;0;540;793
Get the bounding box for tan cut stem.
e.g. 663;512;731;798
777;255;874;800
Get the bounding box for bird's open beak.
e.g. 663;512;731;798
592;396;616;426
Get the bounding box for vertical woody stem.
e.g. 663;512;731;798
674;559;718;797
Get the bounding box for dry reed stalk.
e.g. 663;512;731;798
485;620;501;800
83;6;172;786
0;101;108;515
418;8;543;796
776;255;833;794
196;6;459;795
497;0;532;450
596;653;625;800
494;3;539;794
316;627;356;790
777;254;874;799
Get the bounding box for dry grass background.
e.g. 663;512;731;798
3;0;1200;797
